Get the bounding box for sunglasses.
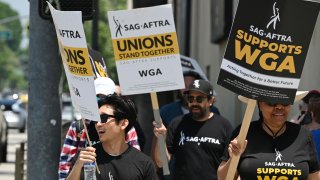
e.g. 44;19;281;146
265;102;290;107
100;114;116;124
187;96;207;103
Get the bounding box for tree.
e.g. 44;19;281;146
0;2;22;51
0;2;26;91
0;41;16;89
0;41;24;91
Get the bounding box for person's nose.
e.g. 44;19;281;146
274;104;285;109
95;122;103;127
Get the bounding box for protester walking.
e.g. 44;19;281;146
153;80;233;180
218;100;320;179
67;95;157;180
58;77;141;179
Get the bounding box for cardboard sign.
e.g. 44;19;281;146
107;4;184;95
217;0;320;104
48;3;100;121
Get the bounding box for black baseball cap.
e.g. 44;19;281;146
186;80;213;96
302;90;320;104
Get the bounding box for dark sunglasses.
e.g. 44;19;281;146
187;96;207;103
265;102;290;107
100;114;116;123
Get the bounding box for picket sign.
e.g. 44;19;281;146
107;5;185;175
48;2;102;173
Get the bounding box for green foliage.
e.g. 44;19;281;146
106;0;128;11
0;2;22;51
0;41;25;91
84;0;127;84
0;2;26;91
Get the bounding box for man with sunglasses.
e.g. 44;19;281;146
59;77;141;180
153;79;233;180
67;95;157;180
160;71;221;127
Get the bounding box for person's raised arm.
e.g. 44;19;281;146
151;121;171;168
67;146;96;180
218;138;247;180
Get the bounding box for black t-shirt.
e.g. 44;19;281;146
167;113;233;180
222;120;320;180
78;143;157;180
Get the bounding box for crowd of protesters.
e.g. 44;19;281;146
58;51;320;179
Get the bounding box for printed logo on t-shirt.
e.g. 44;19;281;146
275;148;283;161
256;149;302;179
109;171;114;180
178;130;220;146
178;131;185;145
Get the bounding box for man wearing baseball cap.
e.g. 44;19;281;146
160;71;221;127
153;79;233;180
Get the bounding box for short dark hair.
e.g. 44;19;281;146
302;90;320;104
98;95;137;133
308;97;320;123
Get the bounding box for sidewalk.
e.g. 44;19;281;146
0;129;27;180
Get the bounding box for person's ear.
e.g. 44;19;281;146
209;96;215;105
120;119;129;130
211;96;216;104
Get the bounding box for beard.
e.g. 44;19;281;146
189;105;206;120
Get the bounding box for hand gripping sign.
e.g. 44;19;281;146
107;4;185;175
216;0;320;179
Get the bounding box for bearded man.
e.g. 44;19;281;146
153;80;233;180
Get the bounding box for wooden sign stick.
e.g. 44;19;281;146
81;118;101;174
150;92;170;175
226;97;256;180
